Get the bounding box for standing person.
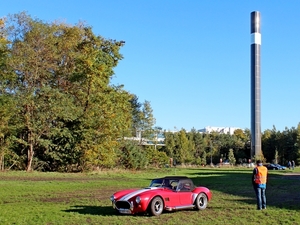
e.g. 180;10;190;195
252;160;268;210
292;160;295;170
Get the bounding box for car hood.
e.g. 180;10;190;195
114;187;163;201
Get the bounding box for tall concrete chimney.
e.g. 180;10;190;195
250;11;262;159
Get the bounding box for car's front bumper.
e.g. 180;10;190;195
112;200;134;214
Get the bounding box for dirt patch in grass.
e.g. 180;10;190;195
0;173;125;204
40;188;114;203
0;173;125;182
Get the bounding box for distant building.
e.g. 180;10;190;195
124;130;165;146
198;126;242;135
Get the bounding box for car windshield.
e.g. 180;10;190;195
149;179;163;187
149;178;180;190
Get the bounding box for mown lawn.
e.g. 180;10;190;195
0;167;300;225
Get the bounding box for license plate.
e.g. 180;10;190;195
119;208;131;214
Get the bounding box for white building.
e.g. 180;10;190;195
198;126;242;135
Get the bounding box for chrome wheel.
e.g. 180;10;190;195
149;196;164;216
195;193;208;210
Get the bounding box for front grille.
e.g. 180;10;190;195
115;201;131;209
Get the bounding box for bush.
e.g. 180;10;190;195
145;146;169;168
117;141;148;169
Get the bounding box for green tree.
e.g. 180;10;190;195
192;130;205;160
262;129;274;163
0;18;13;170
176;129;189;164
117;140;148;170
228;148;236;166
164;131;176;159
140;100;155;140
0;95;17;170
201;150;207;166
145;145;168;168
296;123;300;165
129;94;142;137
185;130;195;164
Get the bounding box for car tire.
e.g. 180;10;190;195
195;192;208;210
149;196;164;216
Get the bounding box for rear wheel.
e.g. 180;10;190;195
195;193;208;210
149;196;164;216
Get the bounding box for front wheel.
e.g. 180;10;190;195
195;193;208;210
149;196;164;216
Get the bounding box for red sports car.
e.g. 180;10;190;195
110;176;212;216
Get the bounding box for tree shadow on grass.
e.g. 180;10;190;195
188;169;300;211
63;205;115;216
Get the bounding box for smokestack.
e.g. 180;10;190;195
250;11;262;159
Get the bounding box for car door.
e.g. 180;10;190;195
162;190;181;207
177;181;193;205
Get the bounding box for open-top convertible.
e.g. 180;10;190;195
110;176;212;216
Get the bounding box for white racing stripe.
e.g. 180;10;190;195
120;187;159;201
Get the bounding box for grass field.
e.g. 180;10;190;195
0;167;299;225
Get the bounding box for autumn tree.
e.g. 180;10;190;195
1;12;132;171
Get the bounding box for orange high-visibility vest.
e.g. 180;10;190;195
254;166;267;184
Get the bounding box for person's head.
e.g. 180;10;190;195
256;160;263;166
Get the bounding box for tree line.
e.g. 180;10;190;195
161;125;300;168
0;13;299;172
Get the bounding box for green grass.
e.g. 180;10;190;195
0;167;300;225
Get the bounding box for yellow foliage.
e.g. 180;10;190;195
0;18;4;27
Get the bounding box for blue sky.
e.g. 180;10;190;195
1;1;299;132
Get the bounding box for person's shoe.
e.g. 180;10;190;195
262;207;266;210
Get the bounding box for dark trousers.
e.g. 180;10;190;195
254;186;266;209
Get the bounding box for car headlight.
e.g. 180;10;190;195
110;195;115;201
135;196;141;204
